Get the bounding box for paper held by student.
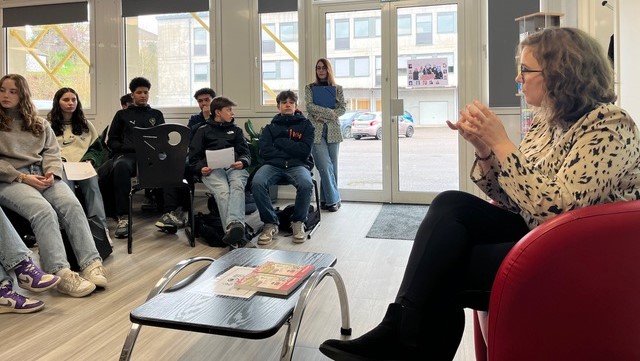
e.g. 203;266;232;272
63;161;97;181
206;147;235;169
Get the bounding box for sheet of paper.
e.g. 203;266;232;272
206;147;235;169
63;162;97;181
213;266;257;298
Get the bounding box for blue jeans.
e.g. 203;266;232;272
0;207;32;284
62;174;109;229
201;168;249;228
312;134;341;205
251;165;313;224
0;164;100;274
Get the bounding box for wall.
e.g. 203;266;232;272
487;0;538;107
617;0;640;121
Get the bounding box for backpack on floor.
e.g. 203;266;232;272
276;204;318;233
193;211;226;247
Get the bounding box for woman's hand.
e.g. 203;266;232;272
446;116;490;157
22;173;53;191
454;100;516;160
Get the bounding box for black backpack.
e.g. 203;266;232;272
276;204;318;232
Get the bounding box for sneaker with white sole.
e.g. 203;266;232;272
115;218;129;238
80;260;108;288
258;223;278;245
14;258;61;293
291;221;306;243
222;221;245;246
56;269;96;297
0;281;44;314
155;208;186;229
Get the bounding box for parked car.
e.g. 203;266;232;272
339;110;364;139
402;110;414;123
351;111;414;140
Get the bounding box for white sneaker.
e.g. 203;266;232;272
56;268;96;297
291;221;306;243
80;260;108;288
258;224;278;245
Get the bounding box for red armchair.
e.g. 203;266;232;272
474;200;640;361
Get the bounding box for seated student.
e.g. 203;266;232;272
0;74;107;297
187;87;216;140
188;96;250;246
47;87;110;242
251;90;315;245
1;207;61;314
107;77;166;238
120;93;133;109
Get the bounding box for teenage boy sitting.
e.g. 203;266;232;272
187;87;216;141
188;96;251;246
251;90;315;245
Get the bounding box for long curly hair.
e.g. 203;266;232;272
0;74;43;135
47;87;89;137
313;58;337;86
519;27;616;124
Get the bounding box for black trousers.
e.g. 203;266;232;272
395;190;530;359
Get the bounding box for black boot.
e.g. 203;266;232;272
319;303;421;361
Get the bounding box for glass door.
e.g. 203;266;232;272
318;1;459;204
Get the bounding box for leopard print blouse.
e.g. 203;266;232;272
472;103;640;229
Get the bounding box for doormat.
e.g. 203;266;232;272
366;203;429;241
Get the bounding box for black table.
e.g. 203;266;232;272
119;248;351;361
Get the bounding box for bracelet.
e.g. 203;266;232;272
475;151;494;161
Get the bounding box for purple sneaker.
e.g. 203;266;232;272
0;282;45;314
14;258;61;293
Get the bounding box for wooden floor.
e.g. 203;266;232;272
2;196;477;361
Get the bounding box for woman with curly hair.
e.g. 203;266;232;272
320;27;640;361
0;74;107;298
47;87;110;239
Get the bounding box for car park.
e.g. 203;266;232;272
351;111;414;140
339;110;364;139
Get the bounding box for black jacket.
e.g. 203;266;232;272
188;119;251;172
107;105;165;155
259;113;315;170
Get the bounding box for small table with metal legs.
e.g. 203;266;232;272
119;248;351;361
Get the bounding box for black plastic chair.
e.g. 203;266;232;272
128;124;195;253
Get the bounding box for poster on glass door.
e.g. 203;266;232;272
407;58;448;88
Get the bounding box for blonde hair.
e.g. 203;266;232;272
0;74;43;135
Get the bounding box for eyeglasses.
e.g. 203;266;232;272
316;66;327;71
519;64;543;84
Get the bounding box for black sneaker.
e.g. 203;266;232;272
222;222;245;246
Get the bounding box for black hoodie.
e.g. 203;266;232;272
259;112;315;169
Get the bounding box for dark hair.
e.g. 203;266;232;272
314;58;336;86
194;87;216;99
276;90;297;104
47;87;89;137
129;77;151;92
211;96;237;112
120;93;133;107
519;27;616;123
0;74;42;135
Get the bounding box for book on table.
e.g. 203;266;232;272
311;85;337;109
234;261;316;296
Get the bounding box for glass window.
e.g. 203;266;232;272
193;28;207;56
262;24;276;53
354;57;370;77
354;17;380;38
280;22;298;42
194;63;209;82
124;11;210;107
326;20;331;40
334;58;350;77
263;61;277;79
335;19;350;50
259;11;299;105
437;12;456;33
416;14;433;45
398;15;411;35
375;56;382;86
4;4;91;110
280;60;294;79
